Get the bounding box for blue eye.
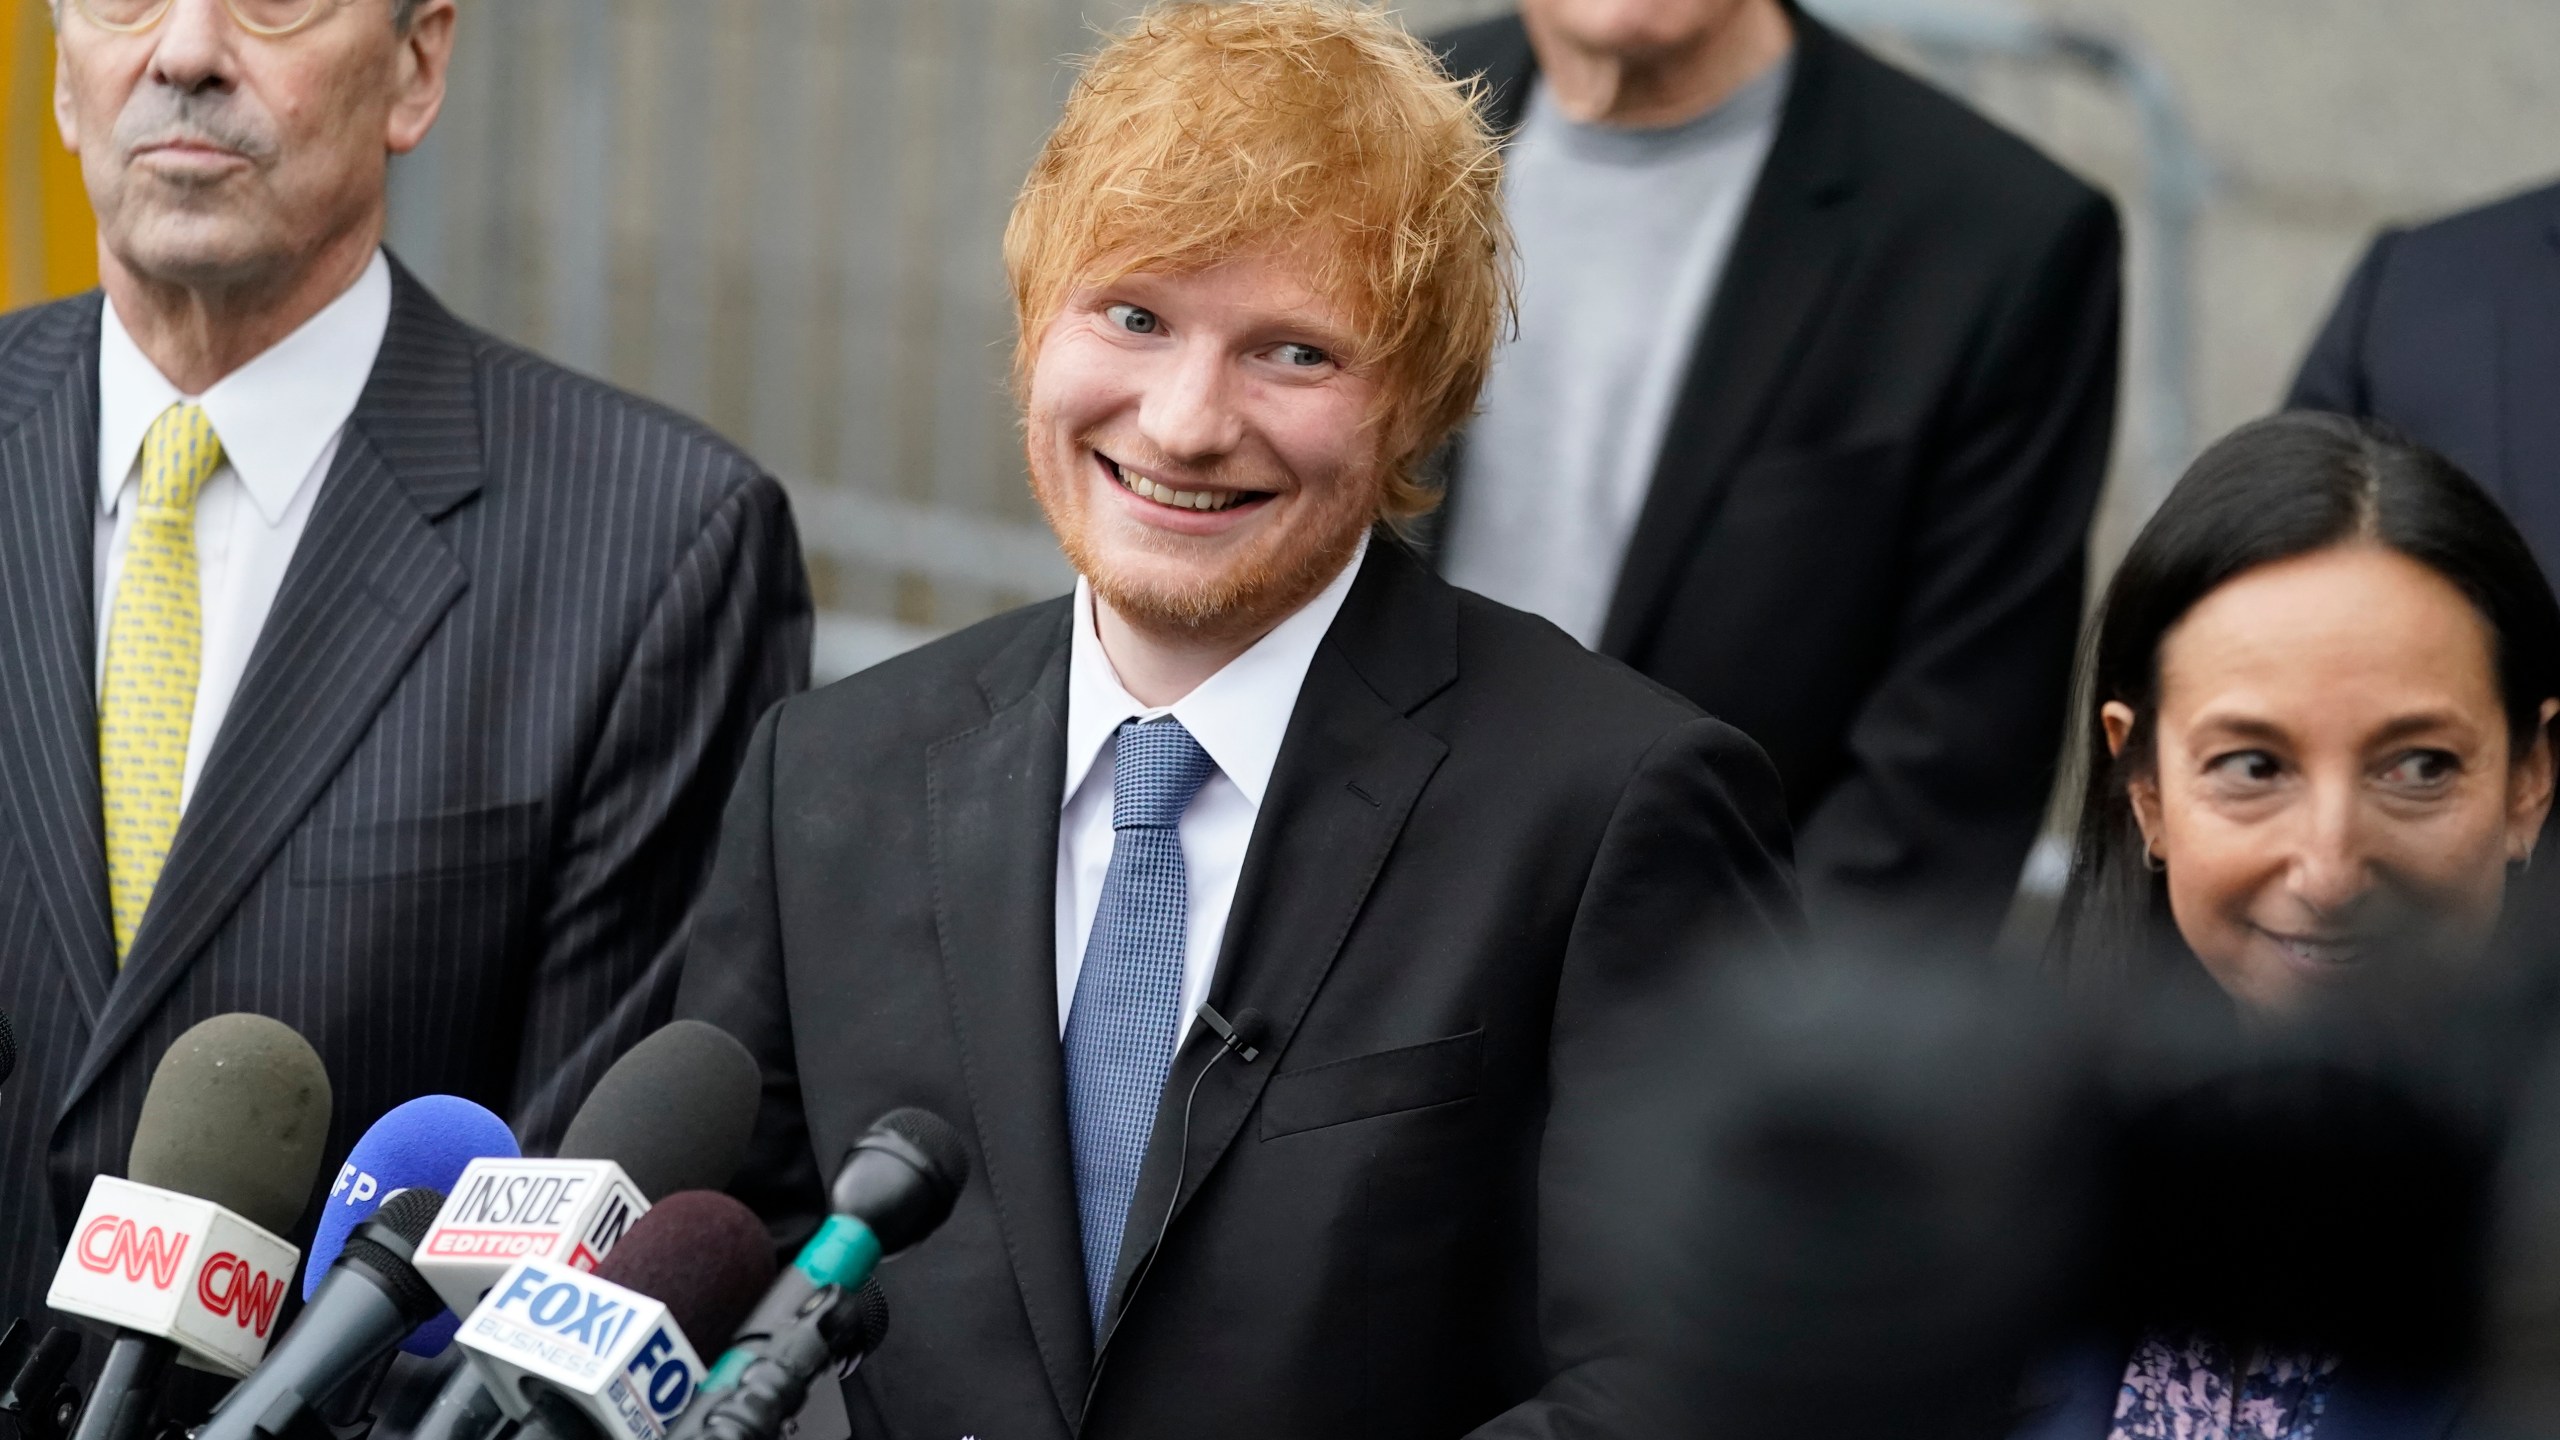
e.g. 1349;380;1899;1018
1105;303;1160;335
1276;343;1329;368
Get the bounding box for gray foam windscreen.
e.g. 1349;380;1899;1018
556;1020;761;1201
128;1013;335;1238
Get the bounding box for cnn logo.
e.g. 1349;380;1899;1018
75;1217;190;1289
196;1253;287;1338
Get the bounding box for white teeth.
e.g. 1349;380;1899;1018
1113;461;1246;513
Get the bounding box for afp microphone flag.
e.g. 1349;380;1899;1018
312;1095;520;1356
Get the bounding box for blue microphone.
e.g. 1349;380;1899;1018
311;1095;519;1356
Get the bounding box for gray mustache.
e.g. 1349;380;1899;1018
113;90;275;163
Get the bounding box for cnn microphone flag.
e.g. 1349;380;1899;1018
46;1175;299;1376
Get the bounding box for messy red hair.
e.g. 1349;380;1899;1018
1004;0;1515;520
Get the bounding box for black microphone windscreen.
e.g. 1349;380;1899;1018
128;1013;333;1237
873;1108;971;1195
0;1008;16;1087
343;1187;449;1323
557;1021;759;1201
844;1279;889;1357
592;1190;776;1352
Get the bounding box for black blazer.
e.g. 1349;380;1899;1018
2289;179;2560;581
0;262;810;1334
678;538;1801;1438
1433;9;2122;954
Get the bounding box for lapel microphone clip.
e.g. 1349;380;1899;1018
1195;1003;1261;1064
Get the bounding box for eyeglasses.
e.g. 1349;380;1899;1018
66;0;365;39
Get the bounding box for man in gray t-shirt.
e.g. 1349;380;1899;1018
1448;57;1788;644
1434;0;2121;955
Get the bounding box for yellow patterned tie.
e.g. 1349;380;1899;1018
101;403;223;964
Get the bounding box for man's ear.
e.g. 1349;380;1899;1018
385;0;457;157
54;31;82;155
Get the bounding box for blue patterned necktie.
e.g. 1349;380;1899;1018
1064;715;1217;1334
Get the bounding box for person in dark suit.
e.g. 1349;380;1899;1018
1430;0;2122;955
0;0;808;1343
2290;178;2560;584
678;4;1799;1436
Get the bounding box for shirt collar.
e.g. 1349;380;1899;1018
1063;531;1370;813
97;249;394;525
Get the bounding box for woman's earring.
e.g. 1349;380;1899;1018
2142;843;2165;873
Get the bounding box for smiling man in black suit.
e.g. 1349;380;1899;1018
678;3;1800;1437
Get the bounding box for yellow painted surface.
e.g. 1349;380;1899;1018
2;0;98;309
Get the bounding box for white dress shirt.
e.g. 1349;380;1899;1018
93;250;393;811
1054;535;1369;1037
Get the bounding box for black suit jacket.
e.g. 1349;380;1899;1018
678;538;1800;1438
1433;9;2122;954
0;261;810;1334
2290;179;2560;581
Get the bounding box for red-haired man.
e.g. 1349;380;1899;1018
683;4;1798;1435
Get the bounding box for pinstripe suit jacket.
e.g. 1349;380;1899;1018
0;259;811;1334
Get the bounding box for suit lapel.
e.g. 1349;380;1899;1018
1595;6;1862;660
1104;539;1455;1326
0;297;116;1022
62;263;482;1117
923;606;1090;1424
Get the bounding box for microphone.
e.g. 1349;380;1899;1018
189;1187;449;1440
51;1015;331;1440
674;1282;887;1440
450;1194;767;1440
1195;1003;1261;1064
310;1096;520;1359
584;1195;775;1357
682;1109;968;1424
1082;1006;1264;1406
414;1025;761;1440
556;1022;762;1204
416;1021;759;1320
0;1319;82;1440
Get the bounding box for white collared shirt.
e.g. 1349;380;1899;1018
93;250;392;810
1054;534;1370;1037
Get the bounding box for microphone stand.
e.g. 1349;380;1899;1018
68;1337;171;1440
0;1322;83;1440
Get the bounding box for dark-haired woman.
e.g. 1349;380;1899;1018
2051;410;2559;1014
2018;411;2560;1439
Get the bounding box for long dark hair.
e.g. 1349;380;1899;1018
2048;411;2560;991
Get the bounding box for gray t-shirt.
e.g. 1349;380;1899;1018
1445;59;1791;646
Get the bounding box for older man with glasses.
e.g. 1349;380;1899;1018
0;0;809;1377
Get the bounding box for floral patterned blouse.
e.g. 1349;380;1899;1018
2110;1332;2339;1440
